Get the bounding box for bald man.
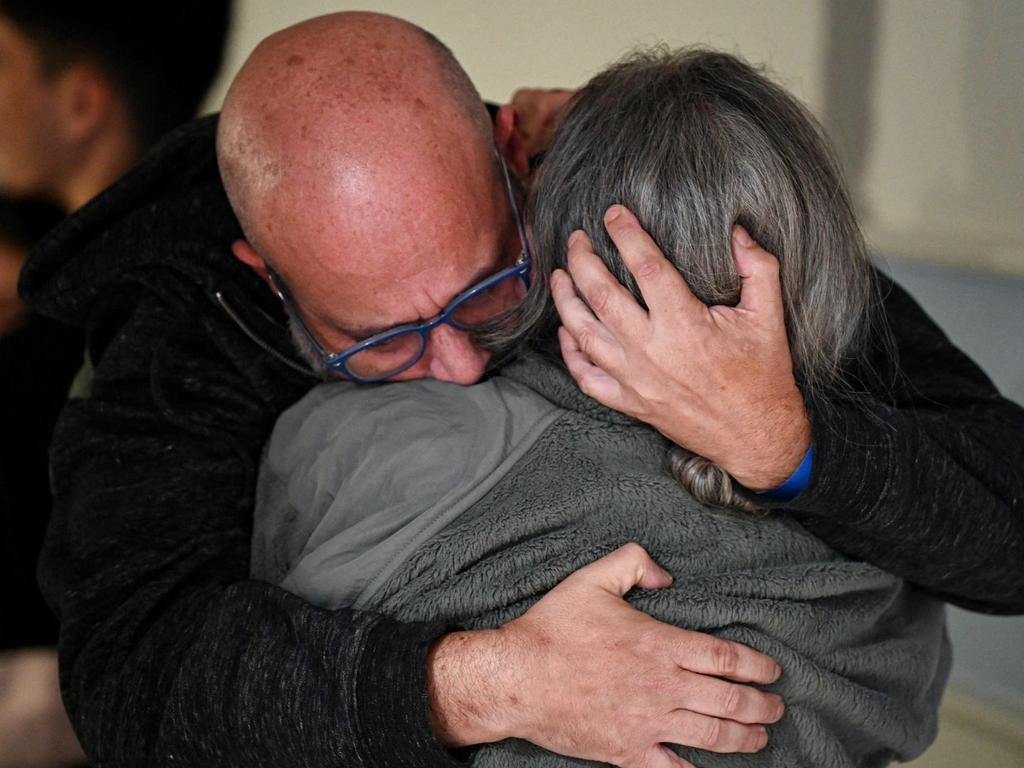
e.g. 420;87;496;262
217;15;782;762
19;10;1024;768
217;17;506;387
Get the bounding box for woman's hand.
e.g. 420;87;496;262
551;205;811;492
494;88;575;181
507;87;575;160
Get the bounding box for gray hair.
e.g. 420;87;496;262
487;47;884;509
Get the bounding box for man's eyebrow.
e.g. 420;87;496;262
336;259;503;342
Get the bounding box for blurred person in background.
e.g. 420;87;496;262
0;2;232;766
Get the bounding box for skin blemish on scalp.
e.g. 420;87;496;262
287;54;304;66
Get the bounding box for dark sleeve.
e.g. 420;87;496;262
776;274;1024;614
40;292;461;766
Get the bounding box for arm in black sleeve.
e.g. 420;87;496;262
777;273;1024;614
40;289;462;766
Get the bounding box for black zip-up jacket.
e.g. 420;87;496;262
20;116;1024;766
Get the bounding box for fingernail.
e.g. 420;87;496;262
758;727;769;748
605;205;623;224
733;225;754;247
568;230;583;247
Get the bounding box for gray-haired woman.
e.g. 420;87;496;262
253;49;948;767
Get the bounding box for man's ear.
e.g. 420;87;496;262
231;239;273;286
493;104;529;181
53;63;115;145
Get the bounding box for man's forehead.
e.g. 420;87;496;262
256;119;513;338
295;194;513;343
331;256;509;341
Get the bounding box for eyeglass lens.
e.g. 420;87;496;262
449;272;528;329
343;269;527;379
344;331;426;379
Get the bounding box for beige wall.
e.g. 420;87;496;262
204;0;1024;275
862;0;1024;274
205;1;827;111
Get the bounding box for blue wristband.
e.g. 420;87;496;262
756;444;814;501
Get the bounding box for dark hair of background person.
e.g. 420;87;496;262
489;47;885;509
0;0;233;148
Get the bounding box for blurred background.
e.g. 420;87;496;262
200;2;1024;765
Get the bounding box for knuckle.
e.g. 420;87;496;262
631;378;662;408
632;254;662;281
575;325;600;356
633;624;666;659
697;717;723;749
588;284;612;314
620;541;647;561
710;641;740;676
721;685;743;718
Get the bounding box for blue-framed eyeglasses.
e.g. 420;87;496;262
267;153;531;383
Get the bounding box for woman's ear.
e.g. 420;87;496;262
493;104;530;181
231;239;273;286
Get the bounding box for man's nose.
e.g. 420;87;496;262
426;323;491;385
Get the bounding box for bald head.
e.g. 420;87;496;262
217;13;522;386
217;12;495;279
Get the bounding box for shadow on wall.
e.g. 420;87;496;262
820;0;878;214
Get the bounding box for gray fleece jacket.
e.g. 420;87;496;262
253;353;950;768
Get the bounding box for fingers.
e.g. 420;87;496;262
557;325;622;405
551;263;626;373
730;226;784;321
674;633;782;684
562;230;649;341
601;206;704;320
677;672;785;725
659;710;770;755
575;542;674;596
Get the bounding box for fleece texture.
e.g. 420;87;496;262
256;353;951;768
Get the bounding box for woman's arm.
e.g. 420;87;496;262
552;206;1024;614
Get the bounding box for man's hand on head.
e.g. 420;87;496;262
427;544;784;768
551;206;812;492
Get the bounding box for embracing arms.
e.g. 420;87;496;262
552;205;1024;614
39;290;464;766
42;271;782;767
